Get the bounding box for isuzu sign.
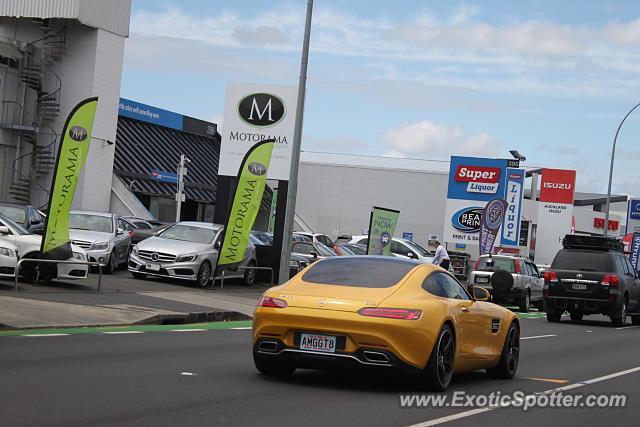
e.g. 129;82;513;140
539;168;576;204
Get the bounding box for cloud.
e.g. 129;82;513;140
604;18;640;45
232;25;290;46
536;143;579;156
382;120;502;159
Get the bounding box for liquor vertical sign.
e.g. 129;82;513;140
500;169;525;246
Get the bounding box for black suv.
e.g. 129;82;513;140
544;235;640;326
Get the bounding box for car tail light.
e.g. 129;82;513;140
129;231;134;238
357;308;422;320
514;260;521;274
473;258;480;270
602;275;619;286
258;297;288;308
544;271;559;283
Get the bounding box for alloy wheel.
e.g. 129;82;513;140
436;329;454;387
506;326;520;374
198;262;211;287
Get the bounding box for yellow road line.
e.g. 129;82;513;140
522;377;569;384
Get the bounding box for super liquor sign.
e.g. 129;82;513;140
444;156;524;247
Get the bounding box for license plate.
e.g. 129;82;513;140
299;333;336;353
572;283;587;290
476;276;489;284
146;263;160;272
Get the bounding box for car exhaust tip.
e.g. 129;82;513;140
362;350;391;364
258;340;279;352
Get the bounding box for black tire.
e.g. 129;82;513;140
632;315;640;326
19;253;41;283
104;251;116;275
611;298;628;327
244;260;257;286
490;270;514;295
421;324;455;392
253;350;295;377
569;311;583;322
131;272;146;280
546;309;562;322
196;261;212;287
518;291;530;313
487;321;520;379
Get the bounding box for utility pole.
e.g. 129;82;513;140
176;154;189;222
604;102;640;237
278;0;314;283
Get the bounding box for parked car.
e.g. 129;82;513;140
544;235;640;326
334;243;367;255
294;232;334;246
289;253;310;278
121;217;154;231
124;220;173;246
468;254;544;312
251;231;273;246
291;241;337;263
0;240;18;279
334;234;353;244
128;221;258;286
0;202;46;235
0;213;88;283
292;233;312;242
68;211;131;274
348;235;435;263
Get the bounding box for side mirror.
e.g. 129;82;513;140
116;228;125;236
31;219;41;225
310;251;318;258
0;226;10;234
472;286;491;301
214;240;222;250
407;252;416;259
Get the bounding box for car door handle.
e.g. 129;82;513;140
461;307;469;312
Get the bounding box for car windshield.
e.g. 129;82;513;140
316;243;338;256
403;240;431;257
336;245;356;255
69;214;113;233
552;250;613;271
159;224;217;244
302;257;419;288
0;206;26;224
347;245;366;255
0;214;31;235
476;256;516;273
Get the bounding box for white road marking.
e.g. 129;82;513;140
103;331;144;334
615;325;639;330
181;372;197;376
172;329;206;332
230;327;252;330
406;366;640;427
22;333;69;337
520;334;557;340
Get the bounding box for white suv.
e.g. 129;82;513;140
294;232;334;247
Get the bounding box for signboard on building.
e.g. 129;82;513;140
534;168;576;266
402;232;413;241
626;199;640;234
149;169;178;184
500;169;525;247
444;156;513;245
219;83;298;181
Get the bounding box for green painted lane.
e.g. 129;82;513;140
0;320;253;337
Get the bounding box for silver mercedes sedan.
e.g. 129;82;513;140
128;221;258;287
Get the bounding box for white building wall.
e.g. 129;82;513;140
296;161;449;249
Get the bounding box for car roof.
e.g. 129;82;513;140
70;210;114;217
318;255;422;267
0;202;29;209
177;221;223;229
478;254;526;260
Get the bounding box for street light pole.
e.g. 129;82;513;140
176;154;189;222
604;102;640;238
277;0;314;283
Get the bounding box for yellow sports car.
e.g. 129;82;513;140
252;256;519;391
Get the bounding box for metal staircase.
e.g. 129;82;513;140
6;20;65;206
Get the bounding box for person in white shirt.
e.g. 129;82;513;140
432;241;450;271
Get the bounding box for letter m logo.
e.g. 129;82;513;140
249;97;273;122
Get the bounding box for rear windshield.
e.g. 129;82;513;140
551;250;613;272
301;257;418;288
475;257;516;273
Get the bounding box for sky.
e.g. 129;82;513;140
122;0;640;196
